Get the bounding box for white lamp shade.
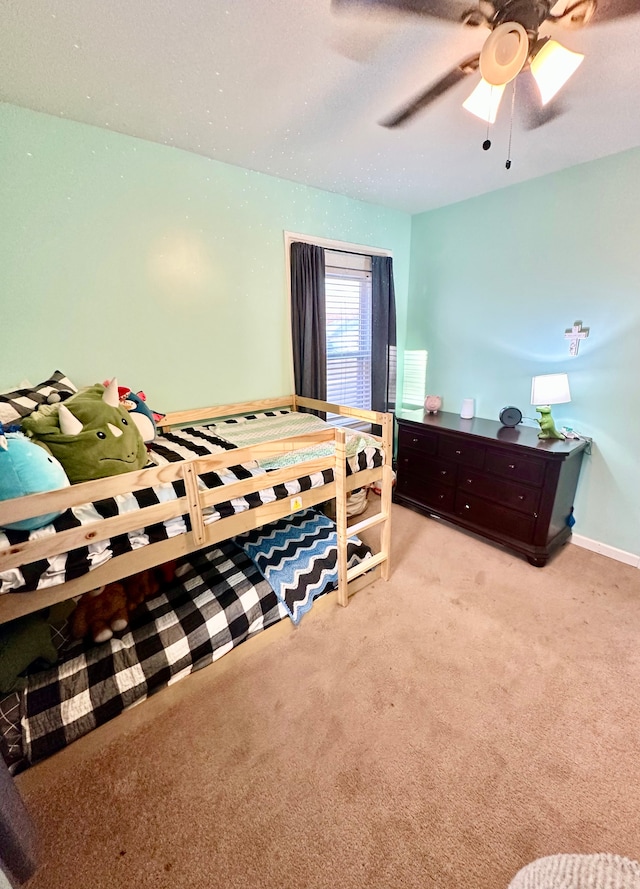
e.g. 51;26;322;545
531;373;571;406
530;40;584;106
462;78;506;124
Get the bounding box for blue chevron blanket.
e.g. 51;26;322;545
233;508;372;624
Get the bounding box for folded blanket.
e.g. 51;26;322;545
233;508;371;624
209;410;381;472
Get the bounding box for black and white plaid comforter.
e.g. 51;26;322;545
0;411;383;593
5;506;371;771
20;540;285;766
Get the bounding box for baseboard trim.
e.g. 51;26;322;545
571;533;640;568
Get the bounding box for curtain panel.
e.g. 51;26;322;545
290;242;326;406
290;242;396;424
0;757;38;886
371;255;397;414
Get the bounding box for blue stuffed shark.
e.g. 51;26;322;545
0;431;70;530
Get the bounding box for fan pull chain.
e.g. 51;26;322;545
483;121;491;151
505;78;517;170
482;86;493;151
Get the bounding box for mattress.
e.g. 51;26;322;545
0;411;383;594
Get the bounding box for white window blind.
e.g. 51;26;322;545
402;350;428;407
325;251;372;415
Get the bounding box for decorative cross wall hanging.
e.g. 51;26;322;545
564;320;589;356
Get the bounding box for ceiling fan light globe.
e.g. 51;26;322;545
531;39;585;104
462;77;506;123
479;21;530;85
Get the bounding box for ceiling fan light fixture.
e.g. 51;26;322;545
462;77;506;123
530;39;585;105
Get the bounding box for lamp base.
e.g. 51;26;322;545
535;405;566;441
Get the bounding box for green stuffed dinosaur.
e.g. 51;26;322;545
22;378;148;483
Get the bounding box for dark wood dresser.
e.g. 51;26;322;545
394;410;588;566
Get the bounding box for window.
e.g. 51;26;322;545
325;250;372;414
287;232;395;421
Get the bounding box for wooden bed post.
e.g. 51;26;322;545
334;427;349;607
380;410;393;580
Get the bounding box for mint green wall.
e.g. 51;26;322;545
3;103;636;557
408;148;640;557
0;104;410;410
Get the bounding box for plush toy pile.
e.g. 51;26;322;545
0;600;75;694
106;381;157;443
22;378;148;483
0;431;70;530
71;562;177;644
0;562;177;691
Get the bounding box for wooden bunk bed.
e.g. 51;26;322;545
0;394;393;771
0;394;393;624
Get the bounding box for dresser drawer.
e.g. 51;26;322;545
485;450;546;486
396;474;455;513
454;491;536;543
438;436;485;469
398;452;456;486
398;426;438;457
458;471;541;516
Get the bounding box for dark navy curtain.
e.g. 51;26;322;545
0;757;38;885
290;242;326;411
371;255;397;414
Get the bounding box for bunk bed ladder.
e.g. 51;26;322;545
335;411;393;607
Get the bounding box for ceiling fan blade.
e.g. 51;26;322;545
518;72;566;129
332;0;480;25
524;101;566;129
591;0;640;22
549;0;640;26
381;55;480;127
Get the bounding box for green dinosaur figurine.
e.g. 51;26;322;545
535;406;566;441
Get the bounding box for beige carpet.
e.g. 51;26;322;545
17;504;640;889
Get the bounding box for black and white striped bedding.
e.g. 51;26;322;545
0;411;383;594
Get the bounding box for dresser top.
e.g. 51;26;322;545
396;409;588;458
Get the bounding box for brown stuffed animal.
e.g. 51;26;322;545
71;562;177;644
71;582;129;644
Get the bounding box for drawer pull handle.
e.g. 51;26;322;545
508;463;515;470
412;437;418;443
440;470;447;476
518;495;525;501
438;494;445;501
464;503;470;510
466;478;472;485
455;449;462;455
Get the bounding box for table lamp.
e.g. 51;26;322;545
530;373;570;440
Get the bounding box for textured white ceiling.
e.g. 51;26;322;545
1;0;639;214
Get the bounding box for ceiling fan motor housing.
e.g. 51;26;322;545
476;0;556;85
479;21;531;84
492;0;552;33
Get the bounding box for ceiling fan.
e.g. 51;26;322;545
333;0;635;128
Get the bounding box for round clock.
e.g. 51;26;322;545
499;406;523;428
